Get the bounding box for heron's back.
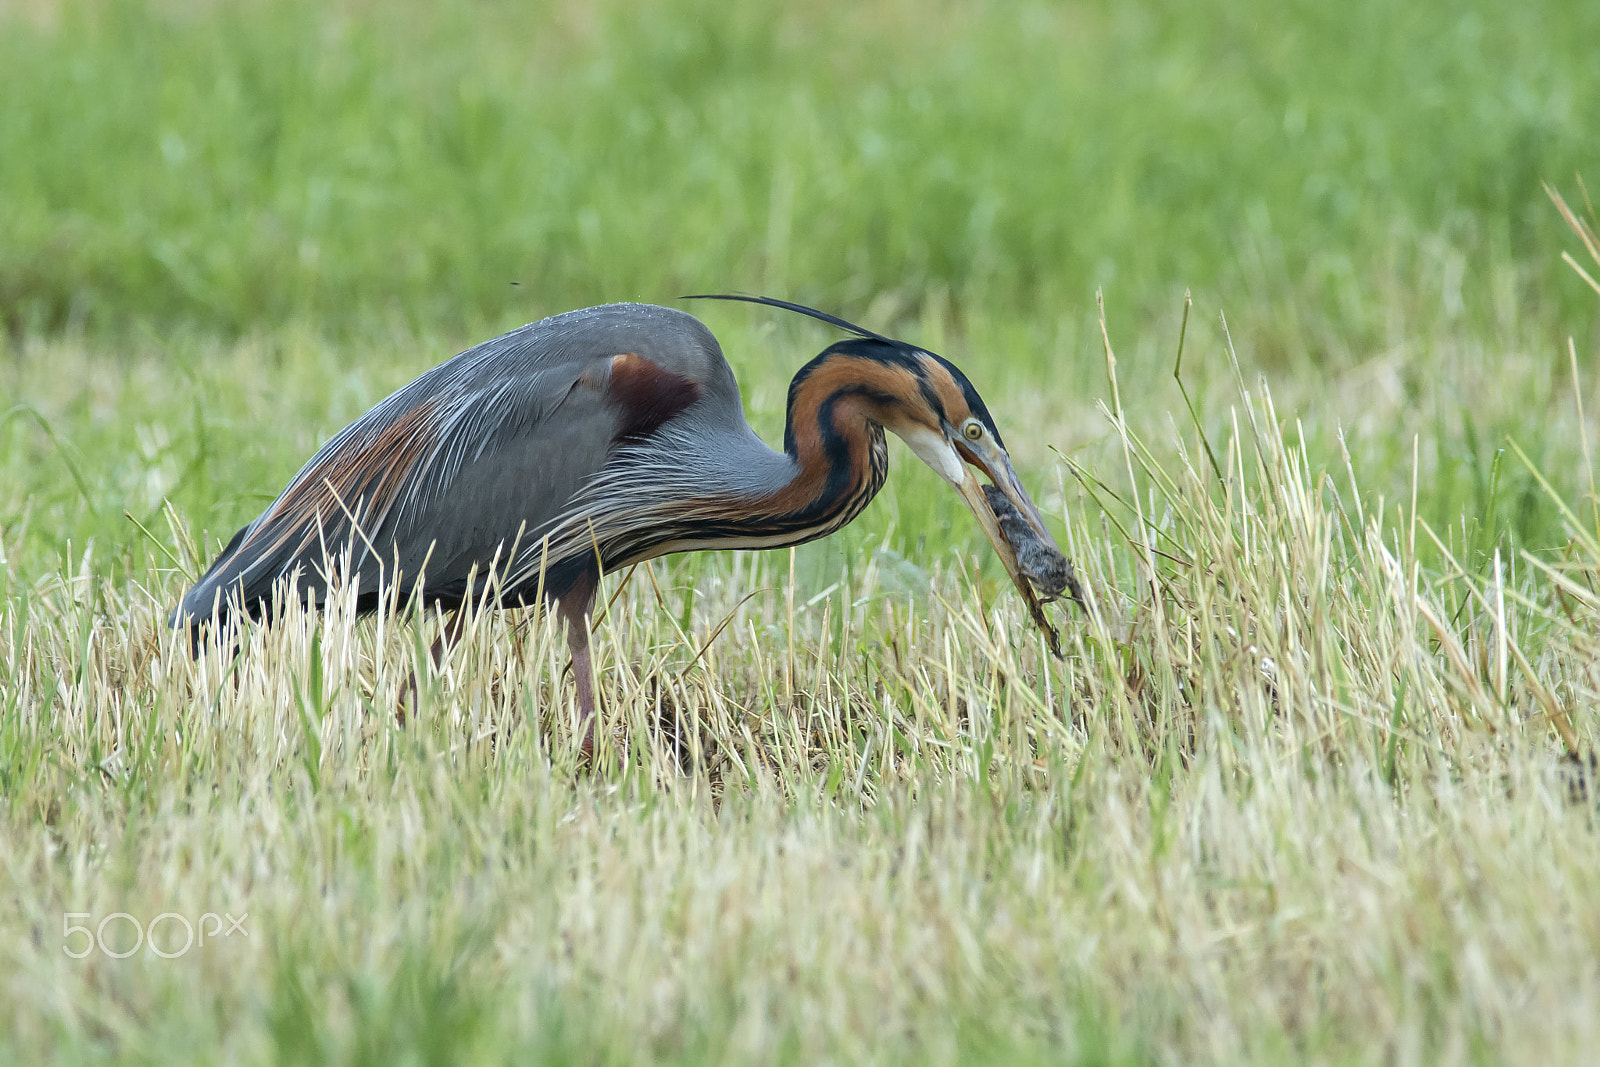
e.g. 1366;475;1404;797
173;303;732;626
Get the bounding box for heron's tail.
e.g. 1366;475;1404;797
168;522;263;635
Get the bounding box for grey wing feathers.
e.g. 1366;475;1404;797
173;303;721;626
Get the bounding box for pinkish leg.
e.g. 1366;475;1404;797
557;571;599;757
569;628;598;757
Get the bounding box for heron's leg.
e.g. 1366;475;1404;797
398;606;467;726
556;570;600;757
429;606;469;667
568;626;597;753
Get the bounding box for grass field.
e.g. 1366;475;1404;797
4;0;1600;1062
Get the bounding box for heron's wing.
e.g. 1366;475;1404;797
175;332;623;623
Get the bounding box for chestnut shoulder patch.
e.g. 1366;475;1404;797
606;353;703;441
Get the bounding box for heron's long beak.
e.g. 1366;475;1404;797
897;423;1067;656
951;459;1065;658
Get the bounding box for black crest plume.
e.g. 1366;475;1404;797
682;294;898;345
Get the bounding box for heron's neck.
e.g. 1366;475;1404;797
752;365;891;541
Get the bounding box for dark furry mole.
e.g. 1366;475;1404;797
984;484;1080;603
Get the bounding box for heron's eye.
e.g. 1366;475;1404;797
962;420;984;441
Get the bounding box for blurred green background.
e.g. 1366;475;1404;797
3;0;1596;347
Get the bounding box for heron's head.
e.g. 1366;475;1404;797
849;341;1068;604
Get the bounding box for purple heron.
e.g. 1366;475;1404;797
173;297;1073;748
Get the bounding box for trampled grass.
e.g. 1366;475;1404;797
4;0;1600;1063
